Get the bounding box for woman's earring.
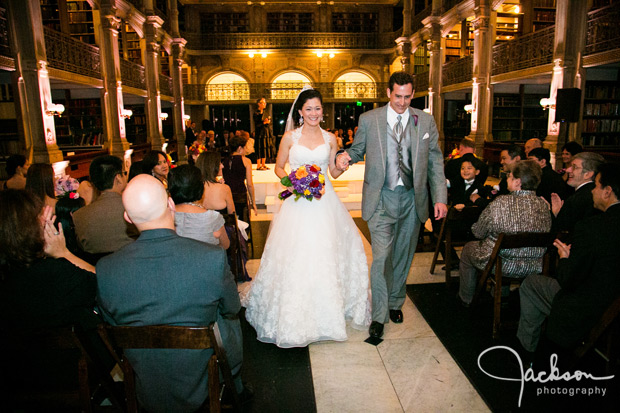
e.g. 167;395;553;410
320;116;324;122
299;117;304;125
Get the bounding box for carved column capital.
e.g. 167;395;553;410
101;14;121;32
471;16;490;31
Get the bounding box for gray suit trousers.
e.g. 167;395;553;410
368;186;422;323
517;274;561;352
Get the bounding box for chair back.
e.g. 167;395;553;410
474;231;554;339
98;323;240;413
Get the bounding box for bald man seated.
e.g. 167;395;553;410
96;175;246;412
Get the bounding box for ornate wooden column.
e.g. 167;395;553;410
168;0;187;163
396;38;412;74
427;19;443;141
98;0;129;158
543;0;588;156
144;15;164;150
467;0;494;155
8;0;62;163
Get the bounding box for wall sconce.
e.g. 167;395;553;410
248;51;255;58
464;104;474;114
46;103;65;117
183;114;190;121
261;52;267;58
160;112;169;120
423;108;431;114
121;109;133;119
540;98;556;110
316;51;323;58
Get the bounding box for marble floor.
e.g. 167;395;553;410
242;227;491;413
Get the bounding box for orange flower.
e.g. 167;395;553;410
295;167;308;180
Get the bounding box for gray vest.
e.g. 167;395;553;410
384;115;413;190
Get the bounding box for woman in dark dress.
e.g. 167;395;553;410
222;135;258;220
253;97;274;170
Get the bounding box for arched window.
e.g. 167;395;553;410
271;72;312;100
207;73;250;101
334;72;377;99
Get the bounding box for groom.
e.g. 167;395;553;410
336;72;448;339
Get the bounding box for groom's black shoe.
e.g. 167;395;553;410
369;321;384;338
389;309;403;323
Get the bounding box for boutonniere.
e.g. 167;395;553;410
413;114;418;126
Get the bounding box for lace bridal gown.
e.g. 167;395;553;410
243;127;371;348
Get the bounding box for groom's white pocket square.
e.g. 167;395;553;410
423;133;430;140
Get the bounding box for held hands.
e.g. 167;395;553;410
434;203;448;219
553;238;571;259
336;152;351;171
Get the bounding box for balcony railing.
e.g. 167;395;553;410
585;3;620;56
414;71;429;92
120;59;146;90
442;55;473;86
492;25;555;76
159;74;173;96
184;82;389;102
44;27;101;79
182;31;399;50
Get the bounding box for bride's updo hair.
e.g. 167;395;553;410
293;89;323;126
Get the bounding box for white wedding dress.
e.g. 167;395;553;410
243;127;371;348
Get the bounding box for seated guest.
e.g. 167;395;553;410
470;144;524;208
448;153;489;209
127;160;145;181
55;192;87;259
206;130;217;151
444;138;488;187
517;163;620;354
169;164;230;249
142;150;170;189
26;163;57;212
0;190;99;391
96;175;246;412
3;154;29;190
196;151;235;214
458;160;552;306
77;180;96;205
558;140;583;179
528;147;573;203
551;152;604;238
73;155;138;256
524;138;542;156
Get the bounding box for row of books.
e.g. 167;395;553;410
582;118;620;133
584;102;620;116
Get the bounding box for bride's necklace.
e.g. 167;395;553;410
183;202;205;209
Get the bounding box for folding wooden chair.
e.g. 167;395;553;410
430;205;482;286
472;232;554;339
1;325;123;412
571;295;620;374
98;323;240;413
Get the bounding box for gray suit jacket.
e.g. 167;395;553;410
347;105;447;221
96;229;241;412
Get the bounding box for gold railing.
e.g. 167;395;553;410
44;27;101;79
120;59;145;90
182;31;399;50
585;3;620;56
492;25;555;76
184;82;389;102
443;55;472;86
159;73;173;96
414;71;429;92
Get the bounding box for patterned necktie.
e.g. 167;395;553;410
394;114;403;140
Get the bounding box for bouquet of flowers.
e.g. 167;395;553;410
279;164;325;201
55;175;80;199
165;153;176;169
188;142;206;158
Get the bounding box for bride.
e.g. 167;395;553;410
243;88;371;348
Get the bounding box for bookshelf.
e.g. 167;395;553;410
533;0;556;32
121;23;142;64
268;12;314;32
200;13;249;33
444;26;473;63
492;87;548;141
413;45;429;74
443;99;471;145
582;81;620;148
54;98;103;146
124;105;147;144
66;0;95;44
40;0;62;31
331;13;378;33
